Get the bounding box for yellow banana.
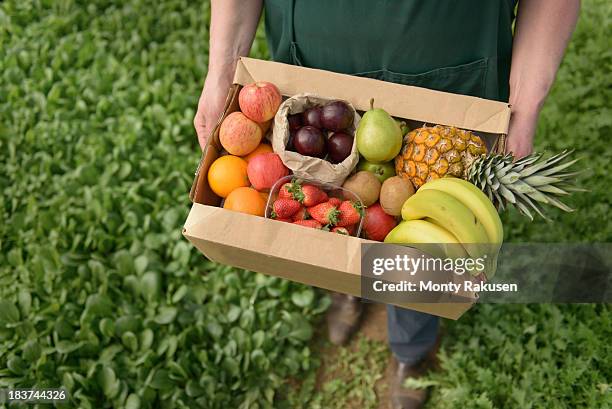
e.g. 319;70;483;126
384;219;468;259
419;177;503;244
401;189;489;258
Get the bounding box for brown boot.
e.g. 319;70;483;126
390;338;440;409
326;293;363;345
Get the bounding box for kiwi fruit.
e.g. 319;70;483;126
342;171;381;206
380;176;415;216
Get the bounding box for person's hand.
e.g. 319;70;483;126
505;107;538;158
194;71;233;151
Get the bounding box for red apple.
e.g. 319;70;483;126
239;82;282;123
219;112;263;156
363;203;397;241
247;153;290;191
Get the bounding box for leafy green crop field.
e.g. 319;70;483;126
0;1;609;408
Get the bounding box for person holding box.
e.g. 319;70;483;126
194;1;579;407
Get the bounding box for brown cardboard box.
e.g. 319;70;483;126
183;57;511;320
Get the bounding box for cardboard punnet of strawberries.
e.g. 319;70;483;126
183;57;581;320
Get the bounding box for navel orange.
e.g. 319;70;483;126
223;187;266;216
207;155;249;198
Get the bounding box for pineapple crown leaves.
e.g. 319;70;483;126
469;150;585;221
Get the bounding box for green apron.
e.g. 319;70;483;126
264;0;516;101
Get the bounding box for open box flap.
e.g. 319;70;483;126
234;57;511;135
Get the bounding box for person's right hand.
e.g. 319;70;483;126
194;71;233;151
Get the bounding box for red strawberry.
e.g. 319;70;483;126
328;197;342;207
293;219;323;229
291;183;328;207
308;202;339;225
278;182;294;199
272;198;301;218
331;226;349;235
292;206;309;221
337;200;363;227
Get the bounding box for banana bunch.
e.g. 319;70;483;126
384;177;503;278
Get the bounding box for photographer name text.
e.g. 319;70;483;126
372;280;518;294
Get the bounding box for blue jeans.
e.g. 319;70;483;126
387;306;439;366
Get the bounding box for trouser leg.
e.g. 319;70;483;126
387;305;439;366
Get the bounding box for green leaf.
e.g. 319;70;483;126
150;369;174;390
56;340;85;354
140;272;161;300
17;290;31;317
154;306;177;325
171;284;188;303
122;331;138;352
291;289;315;308
22;340;41;362
115;316;140;336
99;318;115;338
7;356;27;375
99;366;120;399
227;305;241;323
0;301;20;324
85;294;114;317
140;328;154;351
125;393;141;409
134;255;148;274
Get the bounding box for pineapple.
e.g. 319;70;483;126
395;125;486;187
396;125;582;220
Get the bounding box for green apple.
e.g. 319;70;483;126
357;159;396;183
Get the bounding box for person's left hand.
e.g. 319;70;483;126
505;108;538;158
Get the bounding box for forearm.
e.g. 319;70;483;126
208;0;263;81
509;0;580;114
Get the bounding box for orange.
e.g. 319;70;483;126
223;187;266;216
208;155;249;198
243;143;273;163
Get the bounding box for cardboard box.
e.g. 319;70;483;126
183;57;511;320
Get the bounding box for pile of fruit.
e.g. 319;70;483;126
287;100;355;163
207;80;582;267
208;81;290;216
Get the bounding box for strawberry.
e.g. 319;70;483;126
291;183;328;207
331;226;349;235
328;197;342;207
278;182;294;200
292;206;309;221
308;202;339;225
275;217;293;223
293;219;323;229
272;198;301;218
337;200;363;227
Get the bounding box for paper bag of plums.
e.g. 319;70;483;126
272;93;360;186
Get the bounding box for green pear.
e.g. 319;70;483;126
356;100;403;163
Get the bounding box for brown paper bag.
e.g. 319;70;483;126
272;93;360;186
